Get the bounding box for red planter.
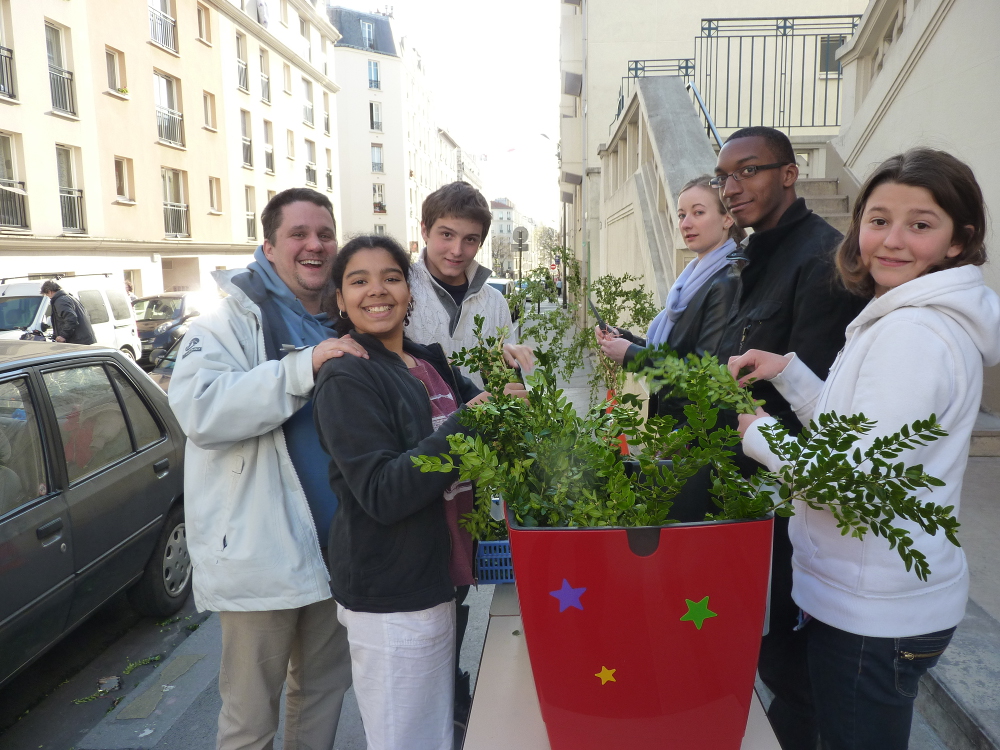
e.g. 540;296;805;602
508;514;774;750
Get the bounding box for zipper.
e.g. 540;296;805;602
899;648;945;661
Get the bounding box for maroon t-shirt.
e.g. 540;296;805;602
408;357;475;587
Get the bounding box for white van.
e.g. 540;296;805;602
0;274;142;360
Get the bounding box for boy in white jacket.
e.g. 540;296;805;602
729;149;1000;750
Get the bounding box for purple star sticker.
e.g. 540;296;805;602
549;579;586;612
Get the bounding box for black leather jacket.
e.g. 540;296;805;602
50;290;96;345
716;198;867;430
622;265;739;421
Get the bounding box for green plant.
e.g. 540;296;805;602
415;329;960;580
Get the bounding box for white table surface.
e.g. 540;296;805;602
464;584;780;750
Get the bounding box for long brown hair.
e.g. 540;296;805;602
836;148;988;298
678;175;746;244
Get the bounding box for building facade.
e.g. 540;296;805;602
0;0;339;295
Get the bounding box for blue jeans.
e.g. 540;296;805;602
806;618;955;750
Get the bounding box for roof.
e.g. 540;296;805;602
328;7;398;56
0;340;115;368
490;200;512;209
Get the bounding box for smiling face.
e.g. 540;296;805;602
335;247;411;343
715;136;798;232
859;182;964;296
421;215;484;285
677;185;734;256
262;200;338;312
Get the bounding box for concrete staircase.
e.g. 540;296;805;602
797;177;851;233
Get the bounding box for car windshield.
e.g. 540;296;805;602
0;296;43;331
133;297;183;321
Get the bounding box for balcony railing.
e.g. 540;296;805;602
305;163;317;185
325;170;332;191
59;187;85;232
264;146;274;173
610;58;694;130
48;65;75;115
246;212;257;240
237;60;249;91
163;201;189;237
261;73;271;102
0;179;28;229
156;105;185;146
149;7;178;52
303;102;314;125
372;161;384;173
371;119;382;131
0;46;15;100
368;77;380;90
692;15;860;135
242;137;253;167
373;201;386;214
324;112;330;134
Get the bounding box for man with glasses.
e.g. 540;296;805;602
712;127;865;750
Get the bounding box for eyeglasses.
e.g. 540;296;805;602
709;162;792;189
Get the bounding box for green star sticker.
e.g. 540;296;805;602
680;596;717;630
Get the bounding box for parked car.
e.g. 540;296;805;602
0;340;189;689
147;336;182;393
486;278;521;323
133;293;213;367
0;274;142;360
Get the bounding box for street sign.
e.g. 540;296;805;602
550;263;557;271
512;226;529;243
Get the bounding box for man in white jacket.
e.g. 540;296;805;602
169;188;367;750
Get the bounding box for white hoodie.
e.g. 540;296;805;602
744;265;1000;637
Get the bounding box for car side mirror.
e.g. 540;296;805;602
150;348;166;366
40;321;50;332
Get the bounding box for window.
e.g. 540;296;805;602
0;378;48;513
280;0;288;26
300;17;310;61
245;186;256;240
196;3;211;42
105;47;126;93
46;24;76;115
369;101;382;131
322;91;330;134
361;20;375;50
109;368;162;449
56;145;84;232
161;167;188;237
286;129;295;159
283;62;292;94
267;189;276;202
371;144;383;173
240;109;252;167
236;32;248;91
368;60;380;89
208;176;221;211
374;224;385;235
154;72;184;146
819;35;846;76
302;78;314;125
149;0;178;52
325;147;333;191
43;366;130;483
106;290;132;322
114;157;133;201
373;183;385;213
259;48;270;103
202;91;216;129
263;120;274;172
305;139;316;184
77;290;110;324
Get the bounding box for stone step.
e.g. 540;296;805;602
971;411;1000;457
804;195;850;214
796;178;840;197
821;213;852;234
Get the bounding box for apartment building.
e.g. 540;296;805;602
0;0;339;295
329;7;481;256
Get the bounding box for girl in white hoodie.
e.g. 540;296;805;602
729;149;1000;750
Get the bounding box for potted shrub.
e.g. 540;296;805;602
415;320;956;750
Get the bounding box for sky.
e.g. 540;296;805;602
362;1;562;227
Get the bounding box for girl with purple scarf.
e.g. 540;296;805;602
597;175;745;422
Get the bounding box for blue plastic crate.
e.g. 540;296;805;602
475;540;515;583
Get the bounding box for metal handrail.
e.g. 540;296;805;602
242;137;253;167
49;65;75;114
686;82;723;150
0;178;28;228
324;112;330;134
0;46;15;99
264;147;275;173
260;73;271;102
372;162;384;173
156;105;185;146
59;187;85;232
149;7;178;52
163;201;189;237
368;78;380;90
303;102;314;125
237;60;249;91
305;164;317;185
246;212;257;240
326;170;333;190
371;120;382;131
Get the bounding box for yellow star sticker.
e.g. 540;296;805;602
595;666;617;685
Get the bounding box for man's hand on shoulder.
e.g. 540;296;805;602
312;335;369;375
502;343;534;372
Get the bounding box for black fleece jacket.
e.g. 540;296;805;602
313;332;482;613
50;290;96;345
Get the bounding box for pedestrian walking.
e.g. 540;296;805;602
730;148;1000;750
40;280;96;345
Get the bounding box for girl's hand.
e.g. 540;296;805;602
737;407;770;438
599;336;632;366
727;350;792;387
502;382;530;402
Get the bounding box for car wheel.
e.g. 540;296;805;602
128;504;193;617
119;346;137;361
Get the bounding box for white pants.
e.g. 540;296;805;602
337;600;456;750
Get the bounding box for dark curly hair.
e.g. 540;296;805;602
323;234;411;336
